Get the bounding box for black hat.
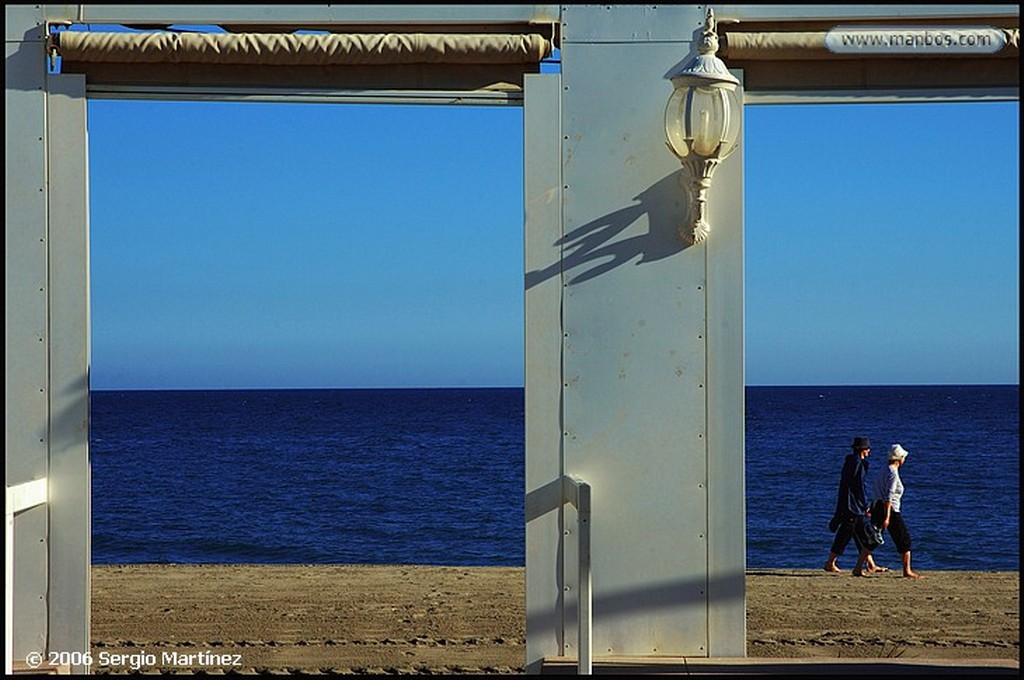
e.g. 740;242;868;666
851;436;871;450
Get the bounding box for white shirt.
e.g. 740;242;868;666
873;463;904;513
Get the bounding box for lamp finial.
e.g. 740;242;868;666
697;7;720;56
669;6;738;86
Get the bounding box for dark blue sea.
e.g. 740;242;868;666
90;385;1019;571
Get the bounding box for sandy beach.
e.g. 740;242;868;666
89;565;1018;674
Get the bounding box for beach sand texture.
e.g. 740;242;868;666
90;565;1018;674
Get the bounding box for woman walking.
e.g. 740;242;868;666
871;444;923;578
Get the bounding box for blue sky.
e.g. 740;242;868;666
87;97;1018;389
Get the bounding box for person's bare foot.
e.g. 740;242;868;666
823;562;842;573
903;572;923;579
868;565;889;573
852;569;872;577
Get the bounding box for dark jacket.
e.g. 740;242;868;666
833;452;870;521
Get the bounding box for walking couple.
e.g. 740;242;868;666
824;436;923;578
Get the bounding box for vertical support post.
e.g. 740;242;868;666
45;73;92;675
705;72;747;658
6;4;52;665
524;70;565;674
559;3;715;660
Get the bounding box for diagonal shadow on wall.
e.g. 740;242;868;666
525;170;690;290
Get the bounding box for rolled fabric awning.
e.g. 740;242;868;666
721;27;1019;60
55;30;553;66
722;32;837;60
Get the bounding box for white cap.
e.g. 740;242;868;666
889;444;909;462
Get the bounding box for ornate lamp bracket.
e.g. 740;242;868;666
664;8;741;245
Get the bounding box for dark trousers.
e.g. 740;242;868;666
871;500;913;554
830;515;867;556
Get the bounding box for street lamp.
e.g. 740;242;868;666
664;7;741;245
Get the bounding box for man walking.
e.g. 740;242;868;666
824;436;881;575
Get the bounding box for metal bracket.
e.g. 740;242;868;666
6;478;49;676
562;475;591;675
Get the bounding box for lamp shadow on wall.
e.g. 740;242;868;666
525;170;690;290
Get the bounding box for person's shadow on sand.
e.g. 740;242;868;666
525;171;691;289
